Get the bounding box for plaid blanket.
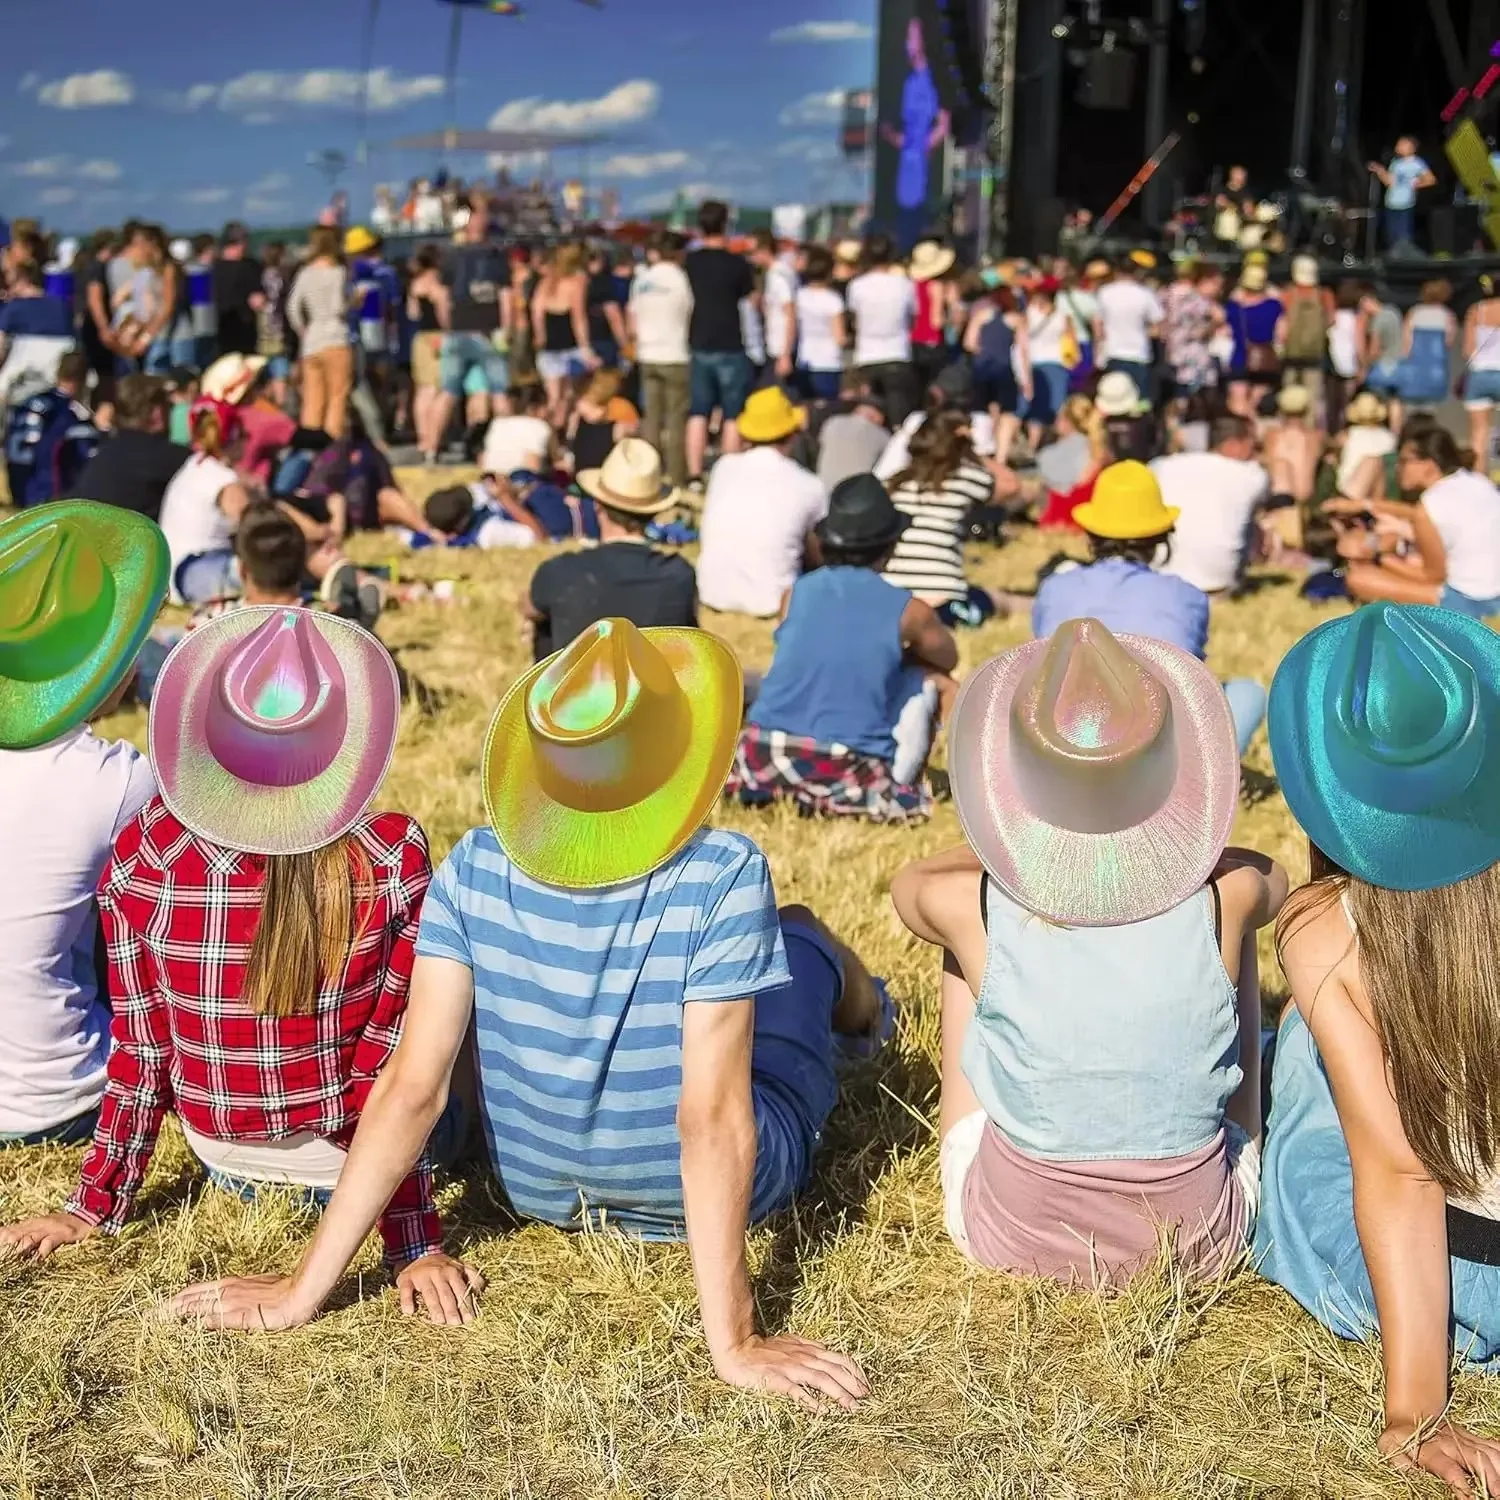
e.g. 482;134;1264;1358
726;725;932;824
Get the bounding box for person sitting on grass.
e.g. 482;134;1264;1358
158;617;882;1412
1259;604;1500;1494
892;617;1287;1289
0;607;473;1321
1033;460;1268;759
523;438;696;660
727;473;957;822
0;503;167;1149
404;479;545;551
502;465;599;542
156;396;255;604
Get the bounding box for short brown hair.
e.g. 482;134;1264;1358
1420;278;1453;305
114;374;170;431
308;226;342;262
236;504;307;591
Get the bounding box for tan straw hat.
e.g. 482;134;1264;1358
575;438;678;516
909;241;956;281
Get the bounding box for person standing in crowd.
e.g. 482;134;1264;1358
76;230;118;424
532;244;592;429
1280;255;1334;414
1397;279;1458;412
1224;261;1284;417
4;350;98;508
0;257;77;406
790;245;847;403
964;283;1028;465
523;439;696;660
406;246;451;464
73;374;189;520
255;243;290;409
1095;254;1164;396
1160;261;1224;406
1325;280;1365;432
0;503;167;1149
1367;136;1436;251
506;247;536;383
212;222;264;361
1463;274;1500;473
908;240;956;393
584;243;627;371
698;387;827;617
685;201;757;494
437;208;513;455
847;233;919;428
287;226;353;442
1020;275;1074;438
753;229;799;386
629;230;693;490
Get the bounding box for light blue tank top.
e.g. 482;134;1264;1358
961;878;1241;1162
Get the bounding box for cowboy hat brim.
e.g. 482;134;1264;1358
738;407;809;445
1071;499;1180;539
1269;606;1500;891
910;249;957;281
149;607;402;855
814;509;911;551
200;354;268;404
0;501;170;750
575;468;679;516
949;633;1239;925
484;628;742;888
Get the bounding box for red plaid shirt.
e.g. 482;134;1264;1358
67;800;440;1265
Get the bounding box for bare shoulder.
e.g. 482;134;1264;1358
1278;889;1362;1022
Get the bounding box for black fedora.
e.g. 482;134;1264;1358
816;473;911;552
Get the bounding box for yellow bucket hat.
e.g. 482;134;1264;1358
483;619;743;888
1072;461;1180;541
737;386;807;445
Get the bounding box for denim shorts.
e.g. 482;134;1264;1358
1364;360;1402;397
799;367;843;401
690;351;754;420
440;331;509;398
1442;584;1500;619
1466;368;1500;408
536;349;585;383
175;549;240;605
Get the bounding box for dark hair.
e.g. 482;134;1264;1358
411;245;443;273
425;485;476;535
598;502;650;534
1335;279;1362;311
1420;278;1453;305
114;375;170;430
650;229;687;260
261;241;285;270
9;259;42;289
506;382;548;414
698;199;729;237
308;226;342;263
1210;414;1254;450
88;228;119;256
56;350;89;388
864;233;896;268
236;505;307;592
1400;419;1463;474
819;539;894;569
1088;532;1173;565
753;228;775;255
191;232;216;258
220;220;250;248
803;245;834;284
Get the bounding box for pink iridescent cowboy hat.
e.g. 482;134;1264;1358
948;618;1239;926
149;606;401;855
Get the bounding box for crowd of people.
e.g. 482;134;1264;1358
8;190;1500;1491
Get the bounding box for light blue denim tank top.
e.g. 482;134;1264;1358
961;877;1241;1161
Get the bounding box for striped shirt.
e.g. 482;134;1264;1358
882;460;995;604
415;826;797;1238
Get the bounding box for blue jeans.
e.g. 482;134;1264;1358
689;351;754;420
0;1107;99;1148
1104;359;1153;398
1223;677;1267;759
1025;361;1071;426
799;368;842;401
1385;205;1415;248
175;549;240;604
1442;585;1500;620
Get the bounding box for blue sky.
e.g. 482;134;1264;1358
0;0;878;231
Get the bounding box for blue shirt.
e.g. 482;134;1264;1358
4;389;99;506
749;566;912;761
0;295;74;339
1385;154;1431;211
1032;557;1210;659
897;66;940;210
415;827;799;1237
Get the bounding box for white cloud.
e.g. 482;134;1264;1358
778;89;845;127
488;79;660;136
215;67;444;117
181;186;232;205
76;158;122;181
38;70;135;109
39;186;77;205
244;196;293;219
599;150;694;179
488;150;551;175
7;157;70;178
248;172;292;194
18;72;40;94
770;21;873;43
774;135;840;163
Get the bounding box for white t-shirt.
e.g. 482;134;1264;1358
1097;279;1165;364
481;414;553;478
1028;303;1071;365
1151;451;1270;593
628;261;693;366
697;446;830;617
763;258;800;362
158;453;239;603
795;286;845;372
847;270;918;366
1423;468;1500;600
1337;425;1396;493
0;730;155;1136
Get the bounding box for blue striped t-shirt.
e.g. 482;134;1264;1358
416;826;796;1238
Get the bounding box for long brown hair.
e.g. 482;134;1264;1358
1277;843;1500;1199
242;838;375;1017
891;408;976;493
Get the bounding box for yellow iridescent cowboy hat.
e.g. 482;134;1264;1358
0;501;169;750
483;618;742;888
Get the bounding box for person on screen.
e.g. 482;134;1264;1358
881;17;951;253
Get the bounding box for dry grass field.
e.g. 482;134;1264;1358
3;474;1496;1499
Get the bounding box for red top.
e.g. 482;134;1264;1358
238;399;298;489
912;280;945;348
67;801;439;1265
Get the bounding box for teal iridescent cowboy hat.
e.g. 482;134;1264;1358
1268;604;1500;891
0;501;169;750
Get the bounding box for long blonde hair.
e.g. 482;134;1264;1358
242;838;374;1018
1277;844;1500;1199
1060;394;1108;463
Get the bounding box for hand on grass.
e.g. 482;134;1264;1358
1381;1418;1500;1496
159;1274;317;1332
0;1212;98;1260
395;1252;486;1325
713;1333;869;1413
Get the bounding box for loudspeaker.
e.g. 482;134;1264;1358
915;0;988;134
1429;205;1458;256
1077;45;1137;109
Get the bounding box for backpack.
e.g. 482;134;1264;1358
1285;292;1328;365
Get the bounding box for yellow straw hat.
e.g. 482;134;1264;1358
1072;460;1180;540
737;386;808;445
483;619;743;888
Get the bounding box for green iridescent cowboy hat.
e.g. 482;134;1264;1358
0;500;169;749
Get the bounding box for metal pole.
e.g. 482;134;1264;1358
443;4;464;165
1143;0;1172;227
1290;0;1319;182
985;0;1020;256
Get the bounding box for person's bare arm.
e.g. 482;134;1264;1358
1012;319;1033;400
899;597;958;675
605;299;627;347
962;306;989;357
1415;166;1438;191
928;108;951;151
162;955;484;1330
494;477;548;540
217;481;253;527
679;997;868;1409
571;279;594;362
1367;161;1393;188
